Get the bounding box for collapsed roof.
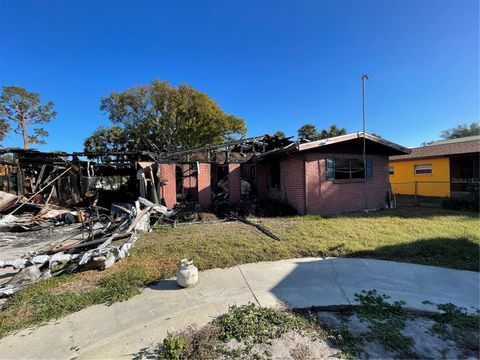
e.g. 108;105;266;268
0;134;294;166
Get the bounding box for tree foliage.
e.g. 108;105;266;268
272;130;286;138
87;80;247;152
440;122;479;140
0;120;9;143
297;124;318;141
297;123;347;141
318;124;347;139
83;126;134;153
0;86;56;149
421;121;480;146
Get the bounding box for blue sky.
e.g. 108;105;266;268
0;0;478;151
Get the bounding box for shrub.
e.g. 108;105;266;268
442;191;479;212
159;333;185;360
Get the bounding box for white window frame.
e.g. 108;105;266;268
414;164;432;175
389;166;394;176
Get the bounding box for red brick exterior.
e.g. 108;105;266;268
280;156;306;214
304;153;388;215
197;163;212;210
258;153;389;215
228;163;241;204
158;163;176;208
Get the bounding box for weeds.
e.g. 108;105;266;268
146;304;310;359
321;326;360;359
137;294;480;360
214;303;306;343
159;333;185;360
353;290;412;356
176;324;223;360
430;303;480;356
432;303;479;335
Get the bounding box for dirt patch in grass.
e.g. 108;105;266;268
1;207;479;338
47;274;100;295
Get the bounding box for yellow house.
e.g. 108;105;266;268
389;136;480;197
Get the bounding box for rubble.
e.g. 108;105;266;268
0;196;174;298
0;136;290;298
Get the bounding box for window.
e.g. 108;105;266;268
269;161;280;188
389;167;394;176
334;158;351;180
414;164;432;175
326;158;373;181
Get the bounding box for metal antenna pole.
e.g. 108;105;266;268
361;73;369;210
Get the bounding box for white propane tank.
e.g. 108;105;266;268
176;259;198;287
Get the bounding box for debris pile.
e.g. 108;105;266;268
0;193;173;298
0;135;292;299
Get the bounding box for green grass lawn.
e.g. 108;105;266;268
0;207;479;338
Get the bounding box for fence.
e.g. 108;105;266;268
390;180;479;199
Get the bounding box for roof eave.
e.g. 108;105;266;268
298;132;411;154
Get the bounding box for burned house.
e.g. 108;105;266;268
0;133;410;296
0;135;292;297
0;148;155;208
145;133;410;216
0;132;410;217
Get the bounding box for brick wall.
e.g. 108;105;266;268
158;163;176;208
197;163;212;210
256;153;389;215
228;163;241;204
280;156;306;214
255;156;306;214
305;153;388;215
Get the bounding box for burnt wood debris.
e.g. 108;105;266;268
0;135;291;297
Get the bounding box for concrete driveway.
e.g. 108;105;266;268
0;257;478;359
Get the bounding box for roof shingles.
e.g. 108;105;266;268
390;137;479;161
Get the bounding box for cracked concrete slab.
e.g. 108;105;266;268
0;257;478;359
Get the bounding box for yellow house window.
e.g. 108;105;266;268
414;164;432;175
389;166;394;176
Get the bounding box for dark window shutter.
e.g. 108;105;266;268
366;158;373;179
326;158;335;180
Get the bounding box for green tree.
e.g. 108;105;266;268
297;124;318;141
0;86;56;149
298;123;347;141
91;79;246;152
83;126;134;153
273;130;286;138
318;124;347;139
0;119;9;144
440;122;479;140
